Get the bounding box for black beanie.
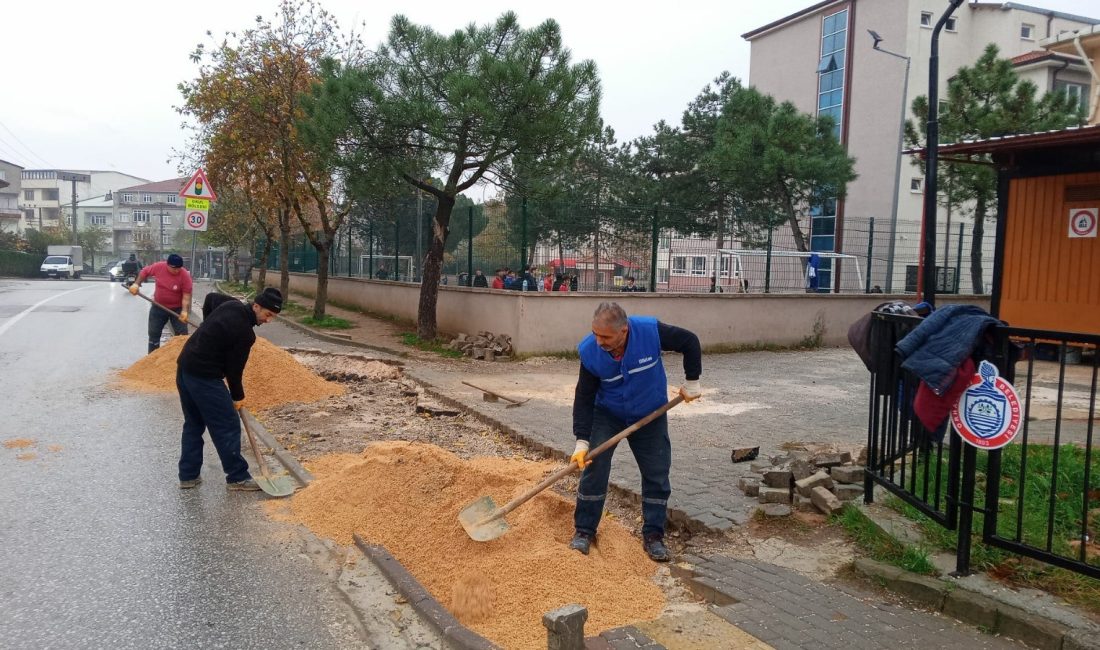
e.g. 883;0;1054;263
254;288;283;313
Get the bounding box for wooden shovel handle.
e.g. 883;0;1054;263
132;288;199;329
477;395;684;524
461;380;523;405
239;407;275;483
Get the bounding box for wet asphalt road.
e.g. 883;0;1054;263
0;279;367;649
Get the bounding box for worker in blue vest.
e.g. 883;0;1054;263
569;302;702;562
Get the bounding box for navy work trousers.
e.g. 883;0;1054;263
176;368;251;483
148;304;188;353
574;408;671;538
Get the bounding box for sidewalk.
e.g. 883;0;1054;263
218;284;1096;649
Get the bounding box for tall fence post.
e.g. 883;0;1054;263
764;227;774;294
394;218;400;282
865;217;875;293
521;198;528;272
649;206;659;293
467;205;474;283
955;222;964;294
594;211;601;292
953;443;977;576
368;220;374;278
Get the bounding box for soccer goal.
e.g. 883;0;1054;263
360;255;415;281
717;249;865;293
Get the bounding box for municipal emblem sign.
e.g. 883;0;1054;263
951;360;1022;449
1068;208;1097;238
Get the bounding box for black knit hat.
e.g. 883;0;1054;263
254;288;283;313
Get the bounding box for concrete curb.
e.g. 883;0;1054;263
852;558;1100;649
353;535;500;650
243;411;315;487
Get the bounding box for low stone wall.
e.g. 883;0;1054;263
273;273;991;355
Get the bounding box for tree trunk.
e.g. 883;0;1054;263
278;207;291;300
970;194;987;295
314;238;330;321
255;232;272;290
416;197;455;340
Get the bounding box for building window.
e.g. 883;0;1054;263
142;194;154;203
44;189;60;201
165;194;178;204
91;214;108;225
1054;81;1089;111
44;208;59;221
162;233;172;245
66;216;73;226
23;189;35;200
817;9;848;139
945;16;957;32
1021;23;1034;40
117;212;131;223
920;11;932;27
911;178;923;193
133;210;150;223
657;268;669;284
122;193;134;203
671;255;708;276
161;214;172;225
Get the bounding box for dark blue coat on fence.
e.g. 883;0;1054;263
895;304;1001;396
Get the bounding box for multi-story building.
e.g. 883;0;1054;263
743;1;1099;293
20;170;148;233
0;159;24;234
110;178;189;259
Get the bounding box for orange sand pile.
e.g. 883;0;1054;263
3;439;35;449
286;442;665;649
117;336;343;411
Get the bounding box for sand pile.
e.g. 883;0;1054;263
117;336;344;411
286;442;664;649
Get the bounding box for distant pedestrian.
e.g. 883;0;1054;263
128;253;192;354
520;266;538;291
491;268;505;290
473;269;489;288
543;272;554;292
620;276;643;292
569;274;578;292
553;274;570;292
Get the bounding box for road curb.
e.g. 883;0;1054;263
243;411;315;486
353;535;500;650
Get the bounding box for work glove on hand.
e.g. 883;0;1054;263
570;439;592;470
233;400;244;411
679;379;702;402
128;284;139;296
179;311;189;324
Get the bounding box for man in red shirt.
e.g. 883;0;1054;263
490;268;505;290
129;253;193;353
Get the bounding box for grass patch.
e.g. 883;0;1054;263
883;442;1100;613
220;281;255;300
300;314;352;329
834;505;937;575
400;332;463;358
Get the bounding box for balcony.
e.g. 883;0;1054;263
0;207;22;220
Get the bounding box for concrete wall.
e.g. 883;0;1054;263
275;273;992;355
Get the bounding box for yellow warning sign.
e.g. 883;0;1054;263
185;197;210;211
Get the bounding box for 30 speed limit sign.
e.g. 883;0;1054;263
185;209;209;232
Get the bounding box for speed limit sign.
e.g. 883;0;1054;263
185;209;208;232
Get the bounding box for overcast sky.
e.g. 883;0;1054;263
2;0;1096;184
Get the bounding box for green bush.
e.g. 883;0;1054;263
0;249;42;277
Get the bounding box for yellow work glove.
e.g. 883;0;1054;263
234;400;244;411
679;379;702;402
570;439;592;470
128;284;140;295
179;311;189;324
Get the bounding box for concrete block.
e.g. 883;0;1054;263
810;486;843;515
737;476;760;497
795;471;834;497
762;468;793;488
834;484;865;501
943;589;999;631
880;572;950;610
1063;628;1100;650
853;557;903;581
830;464;866;484
793;494;816;512
770;454;792;466
814;453;845;468
749;460;773;474
789;458;816;481
761;504;792;517
995;604;1071;650
759;487;792;504
730;447;760;463
543;604;588;650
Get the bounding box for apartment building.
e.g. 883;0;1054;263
0;159;23;234
19;169;148;232
110;178;188;258
743;0;1099;293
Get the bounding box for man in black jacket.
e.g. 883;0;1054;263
175;288;282;490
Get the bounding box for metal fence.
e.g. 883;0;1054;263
865;312;1100;579
261;196;997;295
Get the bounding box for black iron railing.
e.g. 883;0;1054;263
865;314;1100;579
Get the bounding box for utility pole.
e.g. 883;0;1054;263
57;172;90;243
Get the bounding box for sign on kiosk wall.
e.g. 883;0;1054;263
1068;208;1097;238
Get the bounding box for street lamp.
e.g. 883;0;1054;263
868;29;911;293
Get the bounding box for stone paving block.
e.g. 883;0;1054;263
685;575;740;606
810;485;844;515
793;494;816;512
795;470;834;497
789;458;816;481
761;503;792;517
830;464;866;484
749;460;774;473
759;486;792;504
834;483;865;501
814;453;846;468
763;467;793;488
1064;628;1100;650
737;476;761;496
995;604;1071;650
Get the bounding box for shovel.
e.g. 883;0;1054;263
128;287;199;329
459;395;684;542
239;407;297;497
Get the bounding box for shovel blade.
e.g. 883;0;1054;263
256;475;296;498
458;496;511;542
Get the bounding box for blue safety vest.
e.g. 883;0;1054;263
579;316;668;423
